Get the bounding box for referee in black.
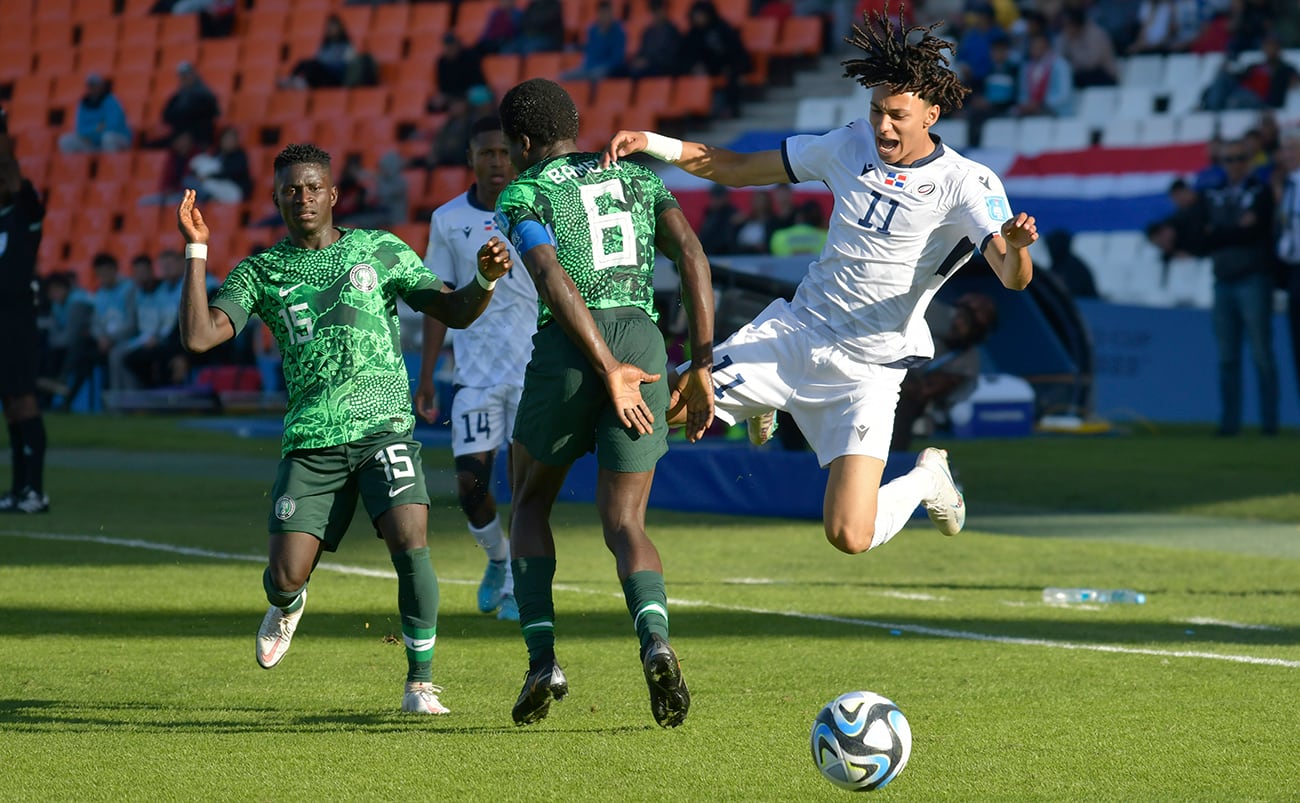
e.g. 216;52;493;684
0;107;49;513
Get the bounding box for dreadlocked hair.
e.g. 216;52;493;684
273;143;332;173
841;2;970;112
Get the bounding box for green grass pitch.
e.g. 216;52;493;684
1;416;1297;801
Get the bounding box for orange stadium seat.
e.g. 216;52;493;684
34;19;74;52
408;3;452;42
630;76;673;119
712;0;748;27
352;116;401;153
559;80;592;111
312;119;351;157
776;15;823;59
347;87;391;118
277;119;317;148
591;77;633;114
199;38;241;72
578;106;621;152
93;152;133;185
71;0;114;23
453;0;495;45
283;28;323;69
34;0;73;24
76;44;118;78
158;14;199;47
50;73;89;109
116;42;157;75
308;88;349;120
262;90;310;125
673;74;712;117
429;166;470;207
237;43;283;94
370;4;410;41
335;5;374;41
388;223;428;253
227;92;271;128
35;46;77;79
0;29;32;83
8;75;52;127
481;54;521;98
401;168;431;208
522;52;565;81
122;0;159;15
119;16;160;53
78;17;121;51
740;17;779;84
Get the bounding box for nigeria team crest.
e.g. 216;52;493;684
349;263;378;292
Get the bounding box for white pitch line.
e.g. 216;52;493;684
4;529;1298;669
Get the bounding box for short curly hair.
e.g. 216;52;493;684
499;79;579;149
841;2;970;112
273;143;332;174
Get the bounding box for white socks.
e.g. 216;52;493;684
868;466;940;551
468;516;514;595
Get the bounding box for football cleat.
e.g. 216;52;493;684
0;488;49;514
496;593;519;622
642;635;690;728
747;410;778;446
255;588;306;669
402;682;450;715
512;659;569;726
915;447;965;536
478;559;508;613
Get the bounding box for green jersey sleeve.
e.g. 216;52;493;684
372;230;443;311
211;257;258;334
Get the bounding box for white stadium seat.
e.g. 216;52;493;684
1121;54;1165;88
931;118;968;150
795;97;844;131
1100;118;1143;147
1017;117;1055;154
1115;86;1157;119
1165;257;1214;308
1050;118;1092;150
1175;112;1216;143
1076;85;1118;130
1161;52;1201;91
980;117;1020;150
1217;109;1257;140
1138;115;1178;146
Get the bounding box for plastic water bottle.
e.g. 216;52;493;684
1042;587;1147;604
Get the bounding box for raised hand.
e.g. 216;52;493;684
669;365;714;443
599;130;647;169
177;188;210;245
603;362;661;435
476;235;511;282
1001;212;1038;249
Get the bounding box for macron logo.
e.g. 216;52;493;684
855;424;869;442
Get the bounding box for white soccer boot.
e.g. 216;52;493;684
255;588;306;669
915;448;965;536
402;682;451;714
747;410;778;445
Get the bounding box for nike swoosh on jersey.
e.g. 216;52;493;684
389;483;415;497
278;282;305;297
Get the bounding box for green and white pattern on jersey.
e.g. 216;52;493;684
211;228;441;454
495;152;679;328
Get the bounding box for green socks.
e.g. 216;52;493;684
392;547;439;683
512;556;557;667
262;567;306;613
623;570;670;654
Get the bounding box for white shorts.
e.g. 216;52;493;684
448;383;523;458
687;299;905;467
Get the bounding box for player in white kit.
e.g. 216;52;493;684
417;117;537;620
603;8;1038;555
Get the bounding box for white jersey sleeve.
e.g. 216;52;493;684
427;190;537;389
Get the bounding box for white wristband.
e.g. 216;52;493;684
185;243;208;261
475;269;497;291
641;131;683;163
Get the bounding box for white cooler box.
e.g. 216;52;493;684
948;374;1036;438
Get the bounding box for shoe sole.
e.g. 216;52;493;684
918;448;965;536
644;646;690;728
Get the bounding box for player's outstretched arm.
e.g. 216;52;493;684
414;315;448;424
654;207;715;442
520;243;659;436
602;130;789;188
983;212;1037;291
176;189;235;353
419;236;512;328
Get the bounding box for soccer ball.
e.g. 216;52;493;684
810;691;912;792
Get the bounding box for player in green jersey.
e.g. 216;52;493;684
493;79;715;728
175;143;512;715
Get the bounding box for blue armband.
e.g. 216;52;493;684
509;219;556;253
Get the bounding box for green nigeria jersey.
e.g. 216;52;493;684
494;152;679;328
211;228;443;454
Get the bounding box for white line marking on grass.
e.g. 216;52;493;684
4;530;1296;669
1182;617;1283;632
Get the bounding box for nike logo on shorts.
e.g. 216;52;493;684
389;483;415;498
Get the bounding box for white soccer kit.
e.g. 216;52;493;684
425;189;538;456
708;125;1013;465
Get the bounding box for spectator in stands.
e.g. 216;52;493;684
337;151;409;228
478;0;522;54
1014;31;1074;117
189;127;253;204
58;74;131;154
1202;32;1300;110
1057;7;1119;88
84;253;137;398
1228;0;1275;57
428;96;476;168
734;189;775;254
159;61;221;150
769;200;829;256
768;183;797;237
891;293;997;451
964;33;1019;146
628;0;683;78
114;252;165;390
153;0;236;37
371;151;411;227
562;1;627;82
139;130;198;206
1129;0;1202;55
697;184;741;255
1043;229;1099;299
681;0;752;118
430;32;488;113
503;0;564;55
121;249;186;388
284;13;378;89
36;272;94;405
1146;178;1204;271
956;4;1002;93
1271;127;1300;401
1198;136;1279;436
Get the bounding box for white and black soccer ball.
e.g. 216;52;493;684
810;691;912;792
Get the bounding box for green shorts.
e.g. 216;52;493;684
513;307;669;473
267;429;430;551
